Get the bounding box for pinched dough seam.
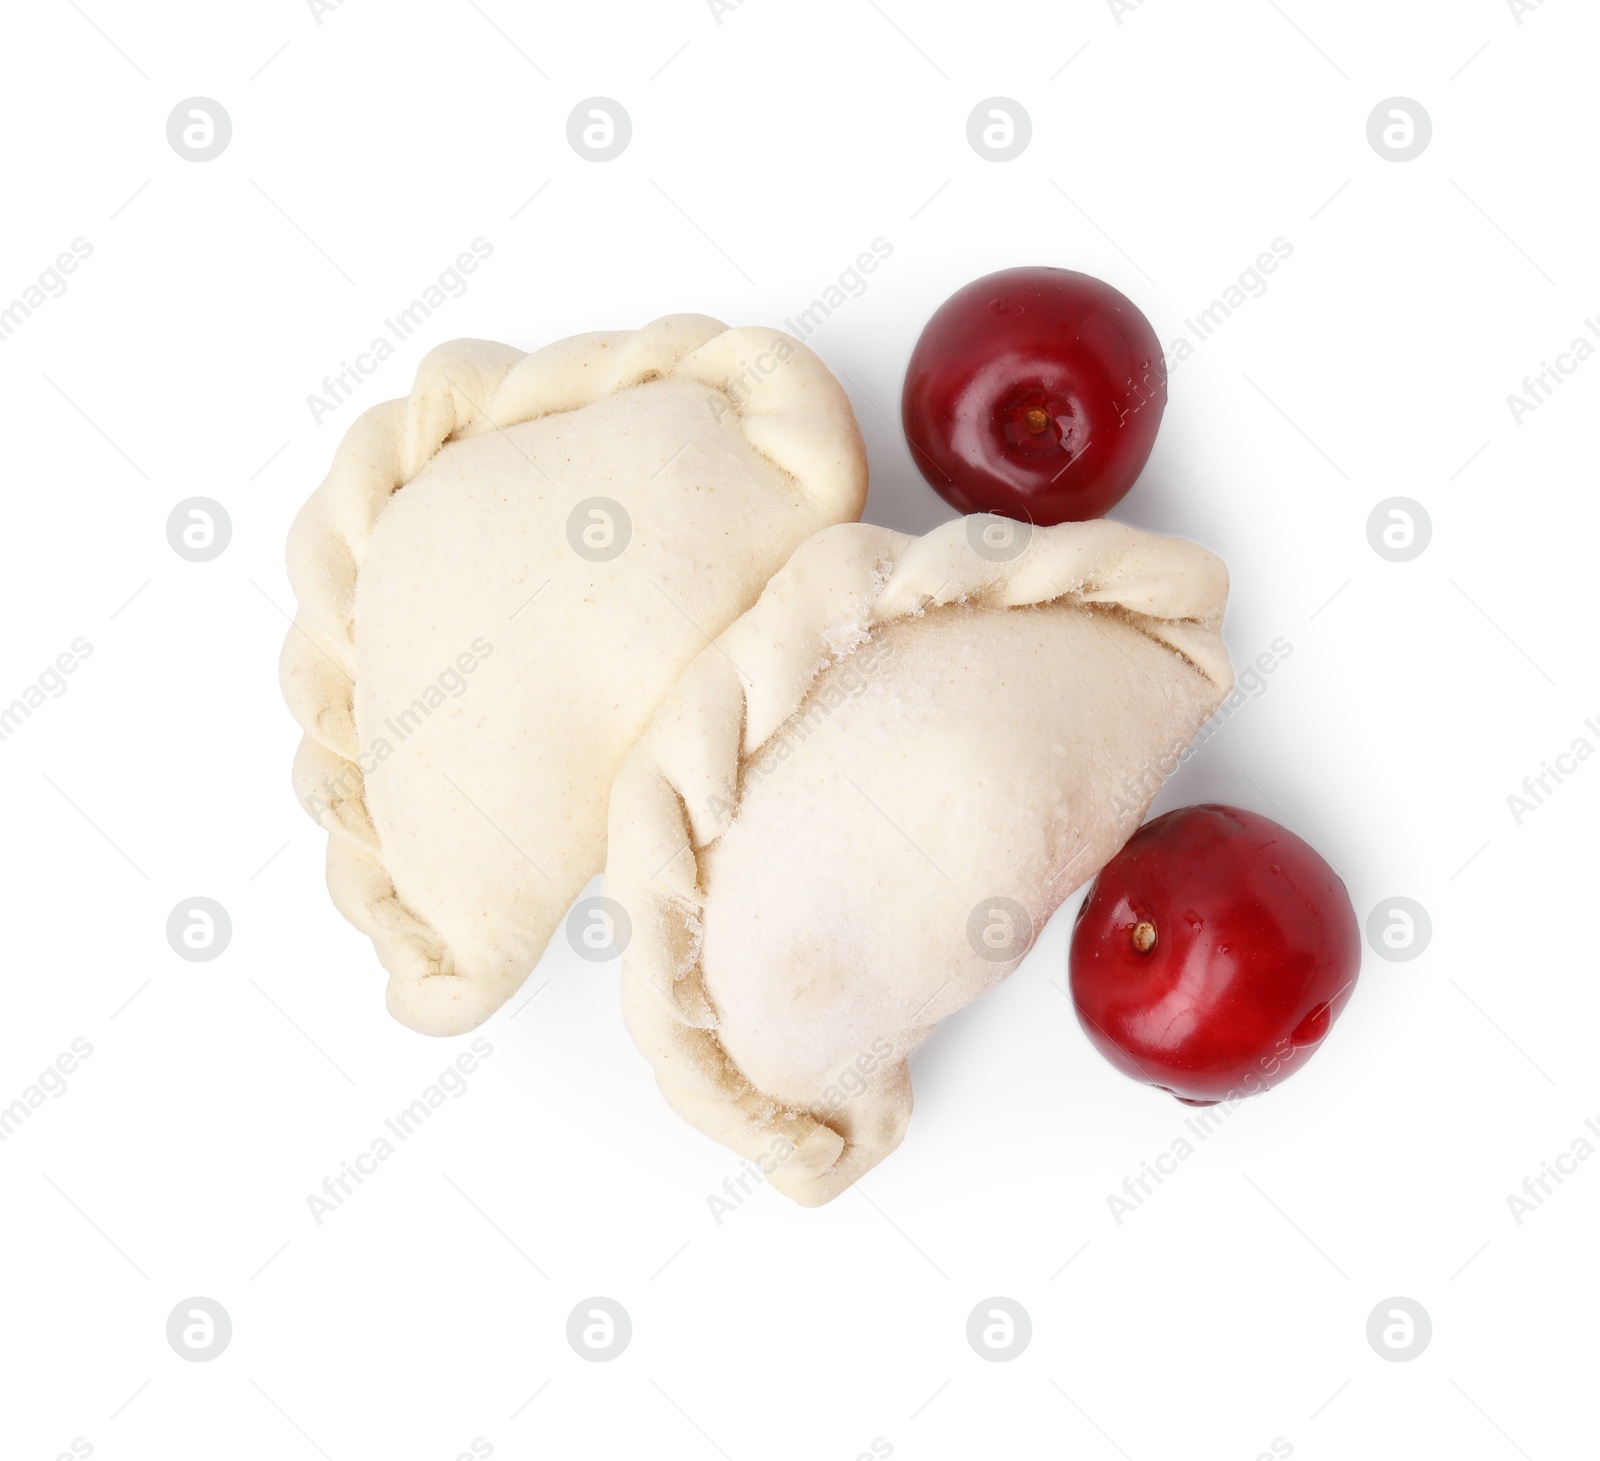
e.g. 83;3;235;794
615;516;1233;1204
280;316;865;999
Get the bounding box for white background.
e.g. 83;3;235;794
1;1;1595;1457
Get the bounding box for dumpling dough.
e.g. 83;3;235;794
607;515;1233;1205
281;315;866;1035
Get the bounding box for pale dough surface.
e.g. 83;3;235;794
281;317;867;1035
607;516;1233;1204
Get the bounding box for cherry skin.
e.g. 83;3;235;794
1068;805;1360;1105
901;266;1166;524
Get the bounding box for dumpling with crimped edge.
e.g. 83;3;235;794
280;315;867;1036
606;514;1233;1205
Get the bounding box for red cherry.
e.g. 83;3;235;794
901;266;1166;524
1068;805;1360;1105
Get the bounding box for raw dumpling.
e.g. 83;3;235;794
607;515;1233;1204
281;316;867;1035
